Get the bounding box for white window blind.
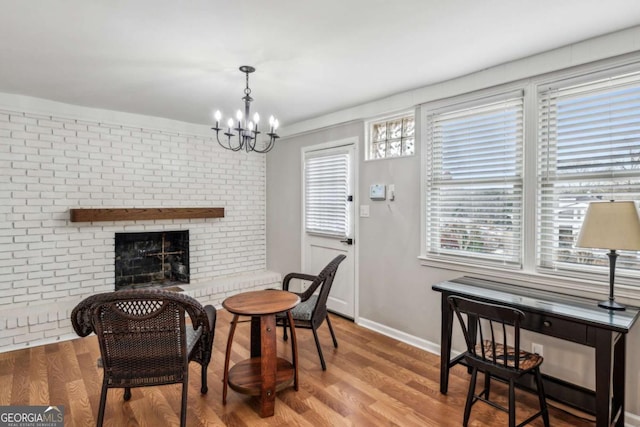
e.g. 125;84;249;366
537;70;640;279
304;152;349;237
425;92;524;266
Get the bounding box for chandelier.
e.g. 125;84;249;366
212;65;279;153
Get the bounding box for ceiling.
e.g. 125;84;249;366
2;1;640;131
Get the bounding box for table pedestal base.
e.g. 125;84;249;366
222;291;299;418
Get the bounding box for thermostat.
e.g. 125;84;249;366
370;184;386;200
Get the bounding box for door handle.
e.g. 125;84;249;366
340;238;354;245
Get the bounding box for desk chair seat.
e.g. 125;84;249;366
448;295;549;427
474;340;543;371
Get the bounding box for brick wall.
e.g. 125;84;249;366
0;104;280;351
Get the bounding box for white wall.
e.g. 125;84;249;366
267;26;640;421
0;98;280;351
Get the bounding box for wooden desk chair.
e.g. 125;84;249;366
71;289;216;427
278;254;346;370
448;295;549;427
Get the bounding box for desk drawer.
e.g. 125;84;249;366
521;313;587;345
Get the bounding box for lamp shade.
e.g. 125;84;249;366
576;201;640;251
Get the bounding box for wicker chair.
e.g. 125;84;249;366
448;295;549;427
277;254;346;370
71;289;216;427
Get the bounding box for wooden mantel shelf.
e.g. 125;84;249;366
69;207;225;222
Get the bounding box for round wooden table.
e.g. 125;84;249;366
222;289;300;417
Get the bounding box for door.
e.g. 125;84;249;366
302;139;356;319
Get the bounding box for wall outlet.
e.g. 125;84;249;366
531;343;544;356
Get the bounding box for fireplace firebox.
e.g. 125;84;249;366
115;231;189;290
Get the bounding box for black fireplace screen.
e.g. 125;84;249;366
115;230;189;290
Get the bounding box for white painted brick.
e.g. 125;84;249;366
64;122;87;131
15;293;43;304
0;121;25;131
1;107;267;349
87;125;108;134
41;290;68;300
26;125;54;134
11;130;40;140
99;133;121;142
37;118;63;128
52;128;76;137
3;325;28;338
15;331;42;344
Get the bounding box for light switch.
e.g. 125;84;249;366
360;205;370;217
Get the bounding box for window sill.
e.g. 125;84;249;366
419;255;640;307
364;153;415;162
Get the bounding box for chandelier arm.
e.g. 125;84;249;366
245;134;258;152
250;134;278;153
213;128;243;151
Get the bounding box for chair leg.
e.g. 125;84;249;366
97;383;108;427
326;314;338;348
534;368;550;427
483;372;491;400
508;379;516;427
286;311;299;391
463;367;478;427
123;387;131;401
311;327;327;371
180;380;188;427
201;362;208;394
283;316;289;341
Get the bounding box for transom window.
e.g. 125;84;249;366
367;113;415;160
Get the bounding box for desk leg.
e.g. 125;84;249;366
612;332;626;427
259;314;277;417
440;292;454;394
595;328;623;427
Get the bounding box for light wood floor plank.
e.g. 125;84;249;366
0;309;595;426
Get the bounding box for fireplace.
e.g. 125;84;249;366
115;230;189;290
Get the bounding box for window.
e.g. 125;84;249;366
367;112;415;160
537;68;640;281
424;91;524;267
304;150;350;237
421;59;640;287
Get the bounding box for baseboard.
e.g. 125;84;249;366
626;412;640;427
356;316;441;356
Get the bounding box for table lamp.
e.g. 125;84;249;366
576;200;640;310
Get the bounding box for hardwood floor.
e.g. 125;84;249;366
0;309;593;426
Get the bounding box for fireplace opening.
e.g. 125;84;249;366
115;230;189;290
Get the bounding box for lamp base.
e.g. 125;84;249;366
598;299;626;311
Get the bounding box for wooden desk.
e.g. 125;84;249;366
222;289;300;417
433;276;640;427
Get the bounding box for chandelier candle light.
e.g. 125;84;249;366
212;65;279;153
